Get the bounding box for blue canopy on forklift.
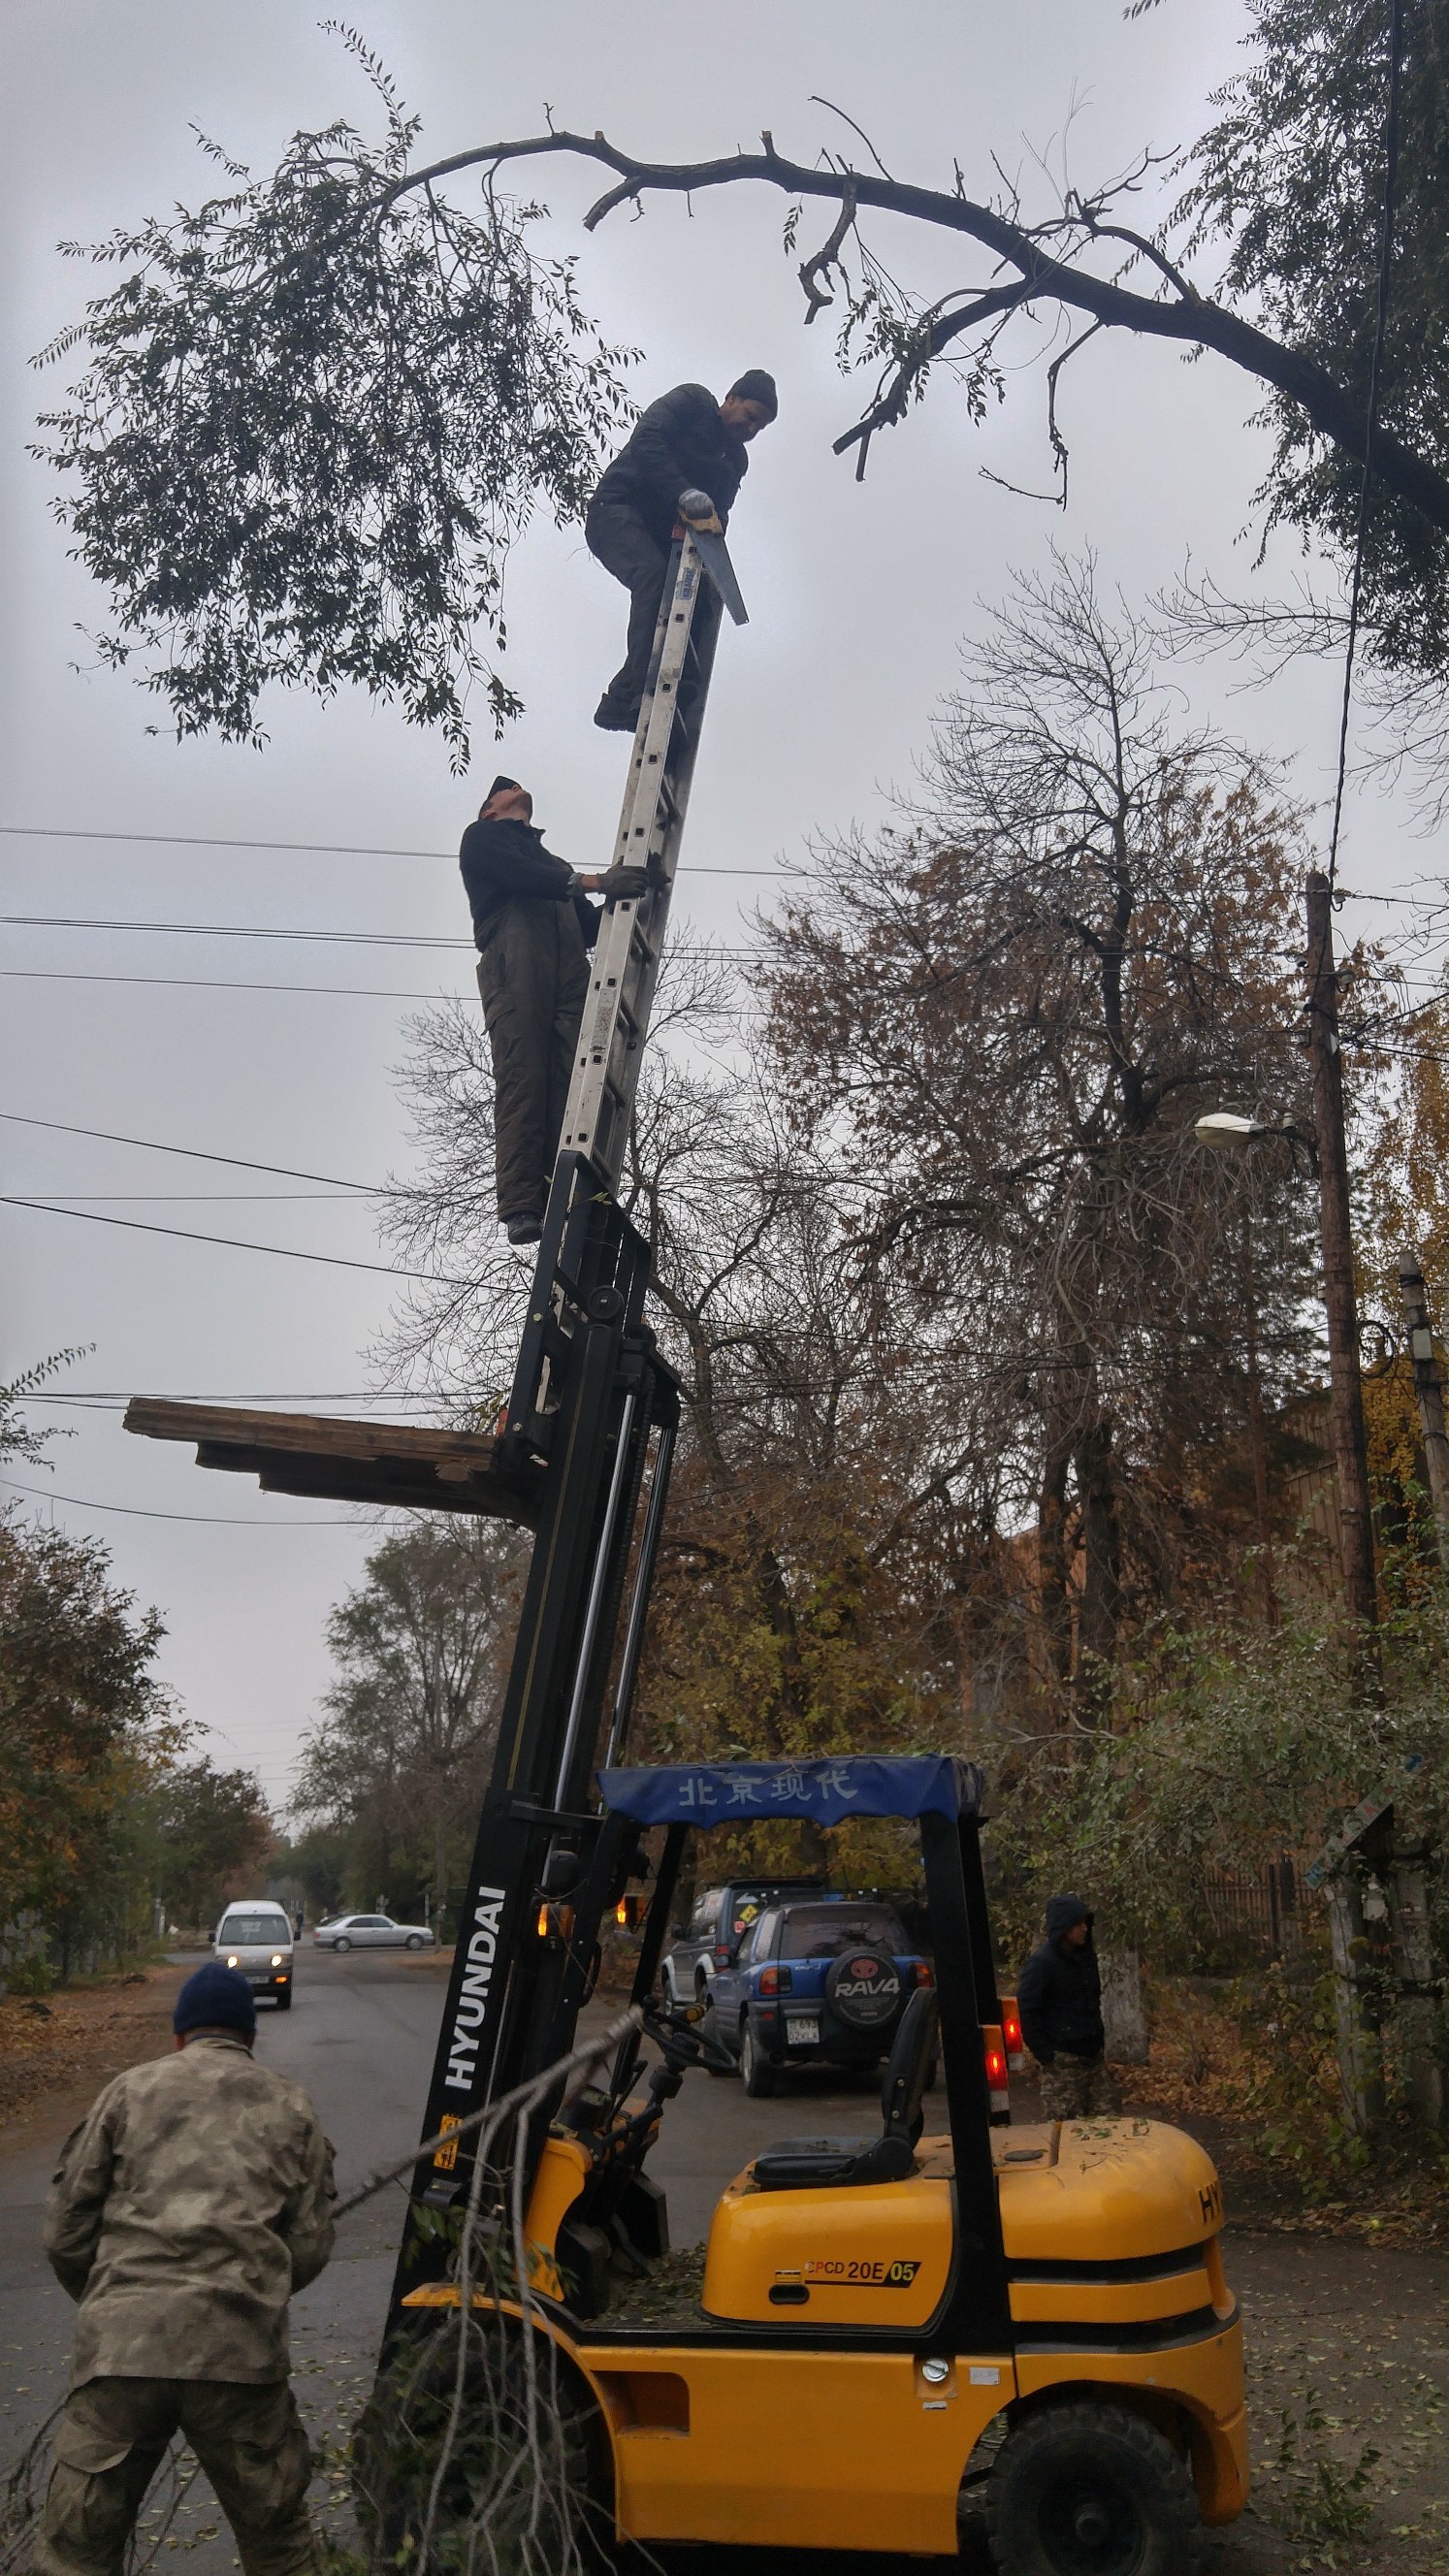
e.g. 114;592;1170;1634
596;1755;984;1828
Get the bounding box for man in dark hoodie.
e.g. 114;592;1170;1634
586;371;778;731
459;778;646;1245
1016;1894;1122;2121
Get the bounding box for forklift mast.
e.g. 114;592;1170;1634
386;512;741;2326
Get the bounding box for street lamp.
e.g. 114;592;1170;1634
1194;1112;1318;1174
1195;1111;1265;1148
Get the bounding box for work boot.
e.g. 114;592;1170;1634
503;1212;542;1246
594;692;641;733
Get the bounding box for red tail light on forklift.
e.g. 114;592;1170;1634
615;1894;645;1931
1000;1993;1026;2073
536;1902;575;1942
983;2023;1010;2118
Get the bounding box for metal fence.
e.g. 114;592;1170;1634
1200;1860;1301;1959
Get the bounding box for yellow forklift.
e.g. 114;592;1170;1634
130;517;1247;2571
399;1753;1246;2571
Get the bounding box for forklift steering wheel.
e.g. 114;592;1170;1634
643;2007;734;2077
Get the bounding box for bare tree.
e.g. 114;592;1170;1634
373;953;1021;1828
763;556;1318;1703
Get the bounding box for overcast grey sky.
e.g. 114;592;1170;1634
3;2;1437;1808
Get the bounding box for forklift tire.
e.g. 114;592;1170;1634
357;2316;615;2571
739;2018;777;2097
985;2398;1200;2576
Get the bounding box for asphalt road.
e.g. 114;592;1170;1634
5;1947;1446;2574
0;1946;913;2572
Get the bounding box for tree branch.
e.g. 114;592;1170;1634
381;128;1449;534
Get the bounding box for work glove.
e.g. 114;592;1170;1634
599;863;652;904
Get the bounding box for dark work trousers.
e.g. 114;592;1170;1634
37;2377;314;2576
476;897;591;1223
586;495;671;720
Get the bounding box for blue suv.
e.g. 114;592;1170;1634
705;1896;932;2096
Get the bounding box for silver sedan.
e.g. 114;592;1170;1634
313;1912;436;1953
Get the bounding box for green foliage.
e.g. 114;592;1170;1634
296;1519;526;1917
0;1512;177;1942
272;1823;349;1922
1273;2385;1380;2549
0;1348;90;1469
984;1587;1449;1970
1182;0;1449;673
351;2293;603;2573
30;31;637;765
150;1757;274;1928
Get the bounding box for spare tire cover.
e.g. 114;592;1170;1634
825;1948;902;2033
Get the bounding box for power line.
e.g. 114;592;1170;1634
3;913;470;950
1;1474;375;1528
0;915;757;961
0;1110;380;1192
1338;886;1446;909
1;1196;470;1286
14;1192;372;1204
0;822;802;880
4;970;476;1003
0;1108;900;1197
23;1389;448;1406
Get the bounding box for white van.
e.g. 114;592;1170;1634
212;1901;295;2010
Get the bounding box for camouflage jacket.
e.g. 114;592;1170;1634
44;2032;336;2385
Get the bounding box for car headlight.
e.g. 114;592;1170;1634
226;1954;240;1968
271;1954;283;1967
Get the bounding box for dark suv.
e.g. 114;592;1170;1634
706;1897;932;2096
660;1878;826;2008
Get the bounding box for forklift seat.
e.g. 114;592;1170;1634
750;1990;940;2192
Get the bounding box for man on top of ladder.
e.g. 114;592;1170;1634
461;777;647;1245
586;371;778;732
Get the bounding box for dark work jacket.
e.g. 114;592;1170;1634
591;383;749;547
459;817;598;952
1016;1896;1105;2065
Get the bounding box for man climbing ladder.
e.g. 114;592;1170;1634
460;778;647;1245
586;370;777;731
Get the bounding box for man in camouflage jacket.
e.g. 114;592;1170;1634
37;1961;335;2576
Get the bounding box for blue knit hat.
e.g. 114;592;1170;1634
174;1961;257;2040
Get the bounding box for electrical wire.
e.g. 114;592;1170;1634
4;970;476;1003
16;1192;372;1204
0;1110;379;1192
0;1108;918;1197
0;915;757;959
1326;0;1405;893
1;1196;470;1286
21;1389;449;1407
0;822;805;880
2;912;474;950
0;1474;376;1528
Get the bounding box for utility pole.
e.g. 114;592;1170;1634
1304;872;1378;1642
1397;1254;1449;1563
1240;1211;1277;1623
